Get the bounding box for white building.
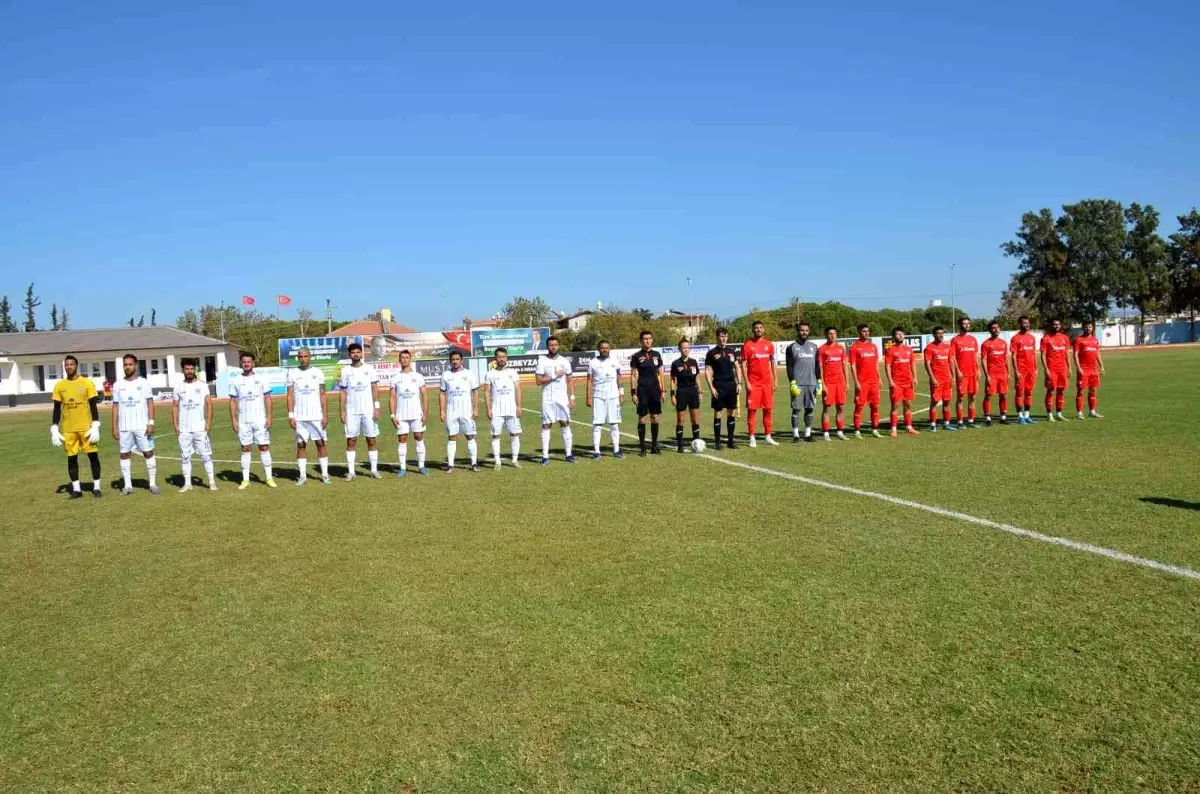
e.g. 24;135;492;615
0;326;240;408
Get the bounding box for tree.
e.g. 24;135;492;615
59;308;69;330
1117;203;1170;341
129;317;136;327
631;308;654;321
1168;208;1200;342
499;296;552;328
137;315;145;327
22;283;41;332
296;308;313;336
150;308;157;326
995;274;1038;329
0;296;14;333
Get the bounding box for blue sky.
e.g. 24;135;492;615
2;0;1197;331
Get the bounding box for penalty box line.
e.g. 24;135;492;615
523;408;1200;583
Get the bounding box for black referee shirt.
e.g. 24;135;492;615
630;349;664;389
671;357;700;390
704;345;737;382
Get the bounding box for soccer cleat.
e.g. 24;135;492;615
999;416;1008;425
1077;412;1085;420
294;479;306;487
726;439;737;449
418;467;429;476
1090;411;1103;419
945;424;958;432
677;445;686;453
566;455;577;463
823;432;831;440
121;487;134;496
592;452;602;461
872;430;883;439
265;479;277;488
748;437;757;448
1057;412;1068;421
512;460;522;468
853;431;863;439
180;484;193;493
984;417;993;427
446;467;455;475
792;433;800;443
208;482;218;491
238;481;251;490
612;451;624;460
805;434;818;442
396;469;407;478
765;436;779;446
906;427;920;436
650;446;661;455
890;429;898;438
149;485;161;496
345;472;356;481
713;441;722;451
496;459;504;470
836;431;847;440
69;490;83;500
368;471;381;479
930;425;939;433
638;448;647;457
471;463;481;472
541;457;551;466
92;488;103;498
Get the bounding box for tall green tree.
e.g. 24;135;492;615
1117;203;1170;340
498;296;553;328
50;304;59;330
22;283;41;332
1001;208;1070;322
1168;208;1200;341
0;296;14;333
150;308;157;326
59;308;69;330
1056;199;1125;322
995;274;1039;329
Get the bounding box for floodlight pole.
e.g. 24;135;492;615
949;263;957;329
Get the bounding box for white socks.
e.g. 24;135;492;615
467;439;478;465
241;452;251;482
367;449;378;474
121;458;132;488
610;424;620;452
297;456;308;481
319;456;329;477
416;440;426;468
593;424;603;453
447;440;457;468
261;451;272;480
492;437;502;461
346;449;356;474
145;456;157;488
562;427;573;456
511;435;520;461
182;456;192;484
541;428;551;458
399;443;408;471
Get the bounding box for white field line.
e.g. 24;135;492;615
520;409;1200;582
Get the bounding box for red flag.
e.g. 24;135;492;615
277;294;292;307
241;295;256;306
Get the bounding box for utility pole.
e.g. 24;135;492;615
219;301;226;342
326;299;332;335
949;263;957;330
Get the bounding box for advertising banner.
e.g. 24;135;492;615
470;327;552;356
362;331;471;361
277;336;363;386
374;360;450;387
216;366;289;398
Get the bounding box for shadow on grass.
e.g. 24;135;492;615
1140;496;1200;512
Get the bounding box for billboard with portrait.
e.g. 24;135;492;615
470;327;552;356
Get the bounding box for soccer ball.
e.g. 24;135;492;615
690;439;707;453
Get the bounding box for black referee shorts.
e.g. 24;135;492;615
674;388;700;411
636;385;663;417
711;383;738;411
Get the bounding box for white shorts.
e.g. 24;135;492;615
542;402;572;425
178;431;212;459
592;397;622;425
394;418;426;435
344;414;379;439
490;416;522;436
119;430;154;454
295;420;327;444
446;416;477;436
237;422;271;447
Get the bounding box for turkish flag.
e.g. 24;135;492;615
277;294;292;306
241;296;256;306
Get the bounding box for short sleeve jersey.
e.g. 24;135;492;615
1041;333;1071;372
536;355;573;405
229;373;269;425
391;370;425;422
741;339;775;384
981;338;1008;376
440;367;479;418
704;345;738;383
818;342;847;384
588;356;622;400
113;376;153;432
173;379;209;433
286;367;326;422
884;344;915;386
1074;335;1100;372
630;350;664;389
1010;332;1038;374
52;376;98;433
485;367;521;417
950;334;979;375
924;342;953;380
339;364;379;416
848;340;881;384
786;340;820;386
670;357;700;390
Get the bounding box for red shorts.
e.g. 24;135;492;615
823;382;847;407
956;374;979;395
890;383;915;403
985;374;1008;396
854;381;881;407
747;382;775;410
1045;369;1068;390
1017;371;1036;396
1077;371;1100;390
930;380;952;403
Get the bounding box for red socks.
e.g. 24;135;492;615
763;409;773;436
904;410;913;427
747;408;757;435
999;395;1007;414
983;396;991;415
1089;392;1097;411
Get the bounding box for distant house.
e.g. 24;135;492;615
661;309;707;339
0;326;239;407
555;309;596;332
330;308;416;337
463;317;502;330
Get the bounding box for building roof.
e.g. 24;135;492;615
0;326;231;357
330;319;417;337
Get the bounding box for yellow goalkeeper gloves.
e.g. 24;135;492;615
789;380;800;398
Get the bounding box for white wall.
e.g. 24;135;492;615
0;346;233;396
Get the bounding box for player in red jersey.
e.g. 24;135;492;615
923;326;957;432
1009;315;1038;424
884;327;920;437
740;320;779;447
949;317;980;428
818;327;849;440
848;323;883;438
980;321;1009;426
1073;319;1106;419
1040;317;1072;421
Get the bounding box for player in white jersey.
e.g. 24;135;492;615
439;350;481;473
111;353;159;495
228;352;276;489
286;347;330;485
338;342;381;479
484;347;523;470
171;358;216;491
387;349;430;476
535;336;576;465
586;340;625;460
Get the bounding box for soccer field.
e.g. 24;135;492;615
2;348;1198;792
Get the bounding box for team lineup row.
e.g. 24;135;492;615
48;317;1106;496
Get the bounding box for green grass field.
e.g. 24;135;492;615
2;348;1199;792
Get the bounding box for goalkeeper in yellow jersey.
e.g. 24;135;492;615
51;355;103;498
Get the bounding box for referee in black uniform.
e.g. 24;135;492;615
704;327;742;449
670;338;703;453
630;330;665;455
